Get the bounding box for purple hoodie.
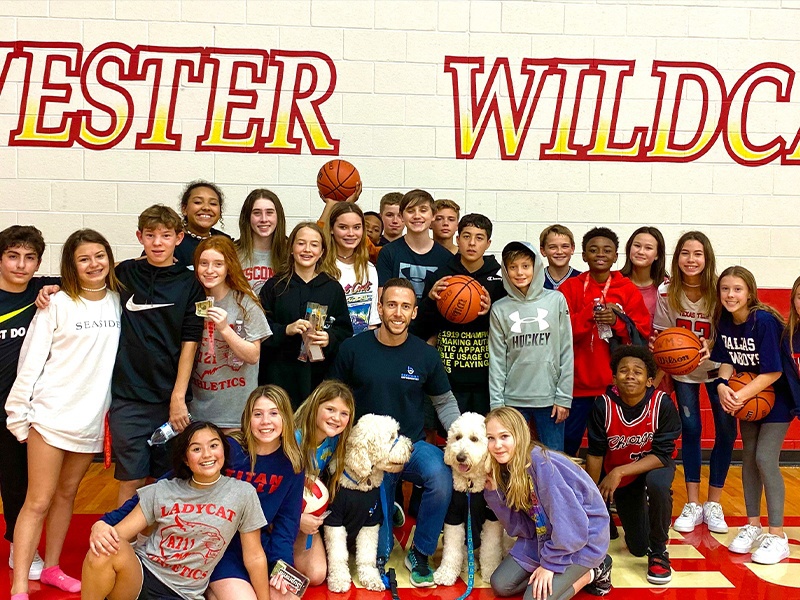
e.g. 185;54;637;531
484;445;609;574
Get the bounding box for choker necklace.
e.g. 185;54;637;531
337;252;355;260
186;230;212;241
683;282;701;288
192;474;221;486
81;284;107;293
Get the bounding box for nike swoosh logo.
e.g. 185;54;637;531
125;296;175;312
0;303;34;324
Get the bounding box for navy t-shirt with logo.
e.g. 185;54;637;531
376;238;452;299
0;276;60;415
330;331;451;442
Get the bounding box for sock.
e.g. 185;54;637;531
40;565;81;593
10;594;29;600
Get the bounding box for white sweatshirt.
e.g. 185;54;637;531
6;290;121;452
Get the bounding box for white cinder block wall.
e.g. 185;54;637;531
1;0;799;287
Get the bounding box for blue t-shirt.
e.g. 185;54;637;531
295;429;339;474
330;331;451;442
376;238;453;299
711;309;793;423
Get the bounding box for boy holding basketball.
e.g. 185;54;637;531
487;241;573;450
431;199;460;254
540;224;581;290
558;227;651;456
586;345;681;585
0;226;58;577
416;214;505;417
377;189;453;300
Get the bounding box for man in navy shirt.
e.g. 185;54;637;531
331;278;459;587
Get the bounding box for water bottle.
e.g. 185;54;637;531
594;299;613;341
148;414;192;446
229;320;245;368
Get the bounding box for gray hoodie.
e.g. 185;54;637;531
488;242;574;410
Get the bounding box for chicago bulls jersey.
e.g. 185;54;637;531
602;390;673;488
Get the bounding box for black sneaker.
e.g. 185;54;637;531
647;550;671;584
404;544;434;587
584;554;612;596
609;515;619;540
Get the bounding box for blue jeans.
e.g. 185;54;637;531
515;407;565;451
673;380;737;488
564;396;597;457
379;441;452;558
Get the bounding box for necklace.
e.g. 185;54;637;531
81;284;107;292
337;252;355;260
683;282;701;288
186;230;212;241
191;474;221;486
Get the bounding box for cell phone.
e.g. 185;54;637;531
271;559;310;597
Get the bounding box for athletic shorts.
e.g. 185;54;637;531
109;399;172;481
137;559;183;600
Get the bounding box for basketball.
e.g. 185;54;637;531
728;371;775;422
437;275;484;324
652;327;704;376
316;159;360;201
302;476;329;516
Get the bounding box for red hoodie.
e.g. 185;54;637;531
559;271;651;397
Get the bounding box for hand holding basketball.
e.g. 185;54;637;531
317;159;361;202
437;275;484;324
728;371;775;421
653;327;704;376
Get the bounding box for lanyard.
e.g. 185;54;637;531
583;274;612;304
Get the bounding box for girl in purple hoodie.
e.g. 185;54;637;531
484;407;612;600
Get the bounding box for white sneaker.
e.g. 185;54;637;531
751;533;790;565
703;501;729;533
728;525;764;554
673;502;703;532
8;543;45;580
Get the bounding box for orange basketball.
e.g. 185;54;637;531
437;275;483;324
652;327;703;376
728;371;775;422
317;159;360;201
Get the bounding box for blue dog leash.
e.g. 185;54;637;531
455;491;475;600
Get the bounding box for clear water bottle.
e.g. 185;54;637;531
229;320;245;368
148;414;192;446
594;299;613;341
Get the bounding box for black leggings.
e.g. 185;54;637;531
0;422;27;542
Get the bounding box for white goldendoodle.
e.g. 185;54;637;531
324;413;413;593
435;411;504;586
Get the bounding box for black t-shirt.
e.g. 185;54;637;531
330;331;451;442
376;238;453;299
172;228;231;269
0;276;60;413
325;486;382;548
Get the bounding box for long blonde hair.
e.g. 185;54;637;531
231;385;303;474
486;407;536;513
322;203;371;284
668;231;717;317
294;380;355;498
713;266;784;328
787;276;800;355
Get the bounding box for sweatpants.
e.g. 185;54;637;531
614;466;675;556
740;420;790;527
490;555;590;600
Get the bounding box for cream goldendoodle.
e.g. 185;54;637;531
435;411;504;586
324;413;413;593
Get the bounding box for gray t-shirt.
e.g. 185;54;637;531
135;476;267;600
239;249;274;295
191;292;271;427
